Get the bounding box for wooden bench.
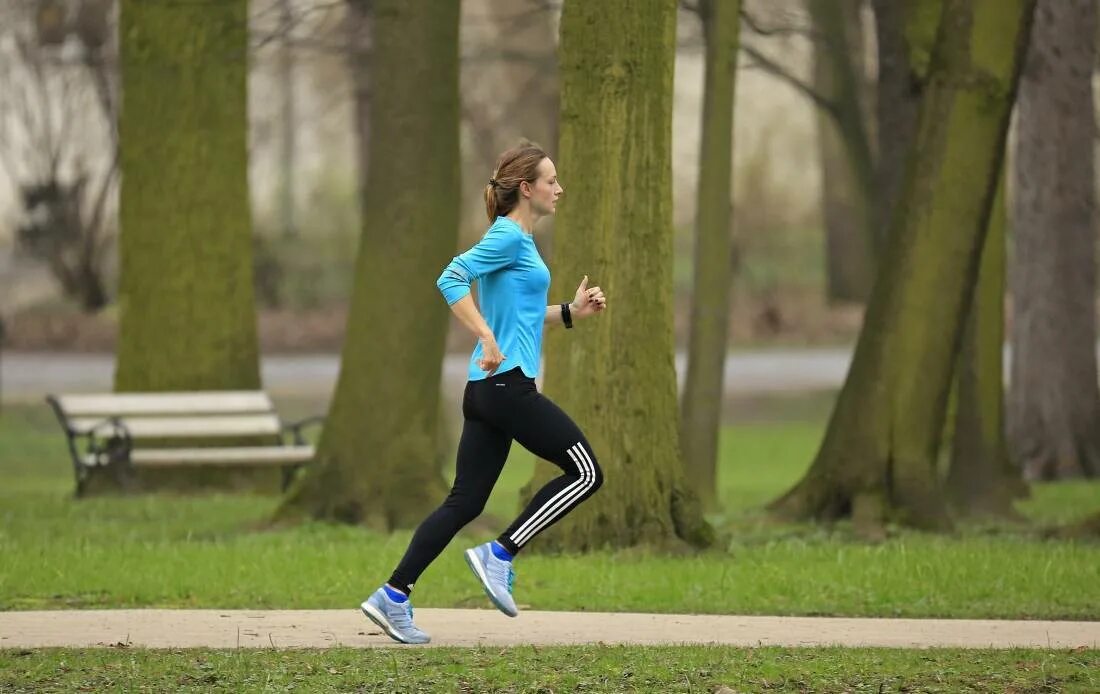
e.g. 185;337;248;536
46;391;321;496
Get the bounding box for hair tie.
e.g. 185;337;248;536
488;178;498;187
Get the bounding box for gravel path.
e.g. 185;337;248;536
1;609;1096;650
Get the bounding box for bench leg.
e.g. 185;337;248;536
280;464;300;491
74;468;88;498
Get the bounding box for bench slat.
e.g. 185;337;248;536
69;415;282;438
82;446;315;467
55;392;274;417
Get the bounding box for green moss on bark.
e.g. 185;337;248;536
680;0;740;512
116;0;259;393
770;0;1037;537
526;0;711;551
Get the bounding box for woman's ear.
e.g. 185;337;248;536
519;180;531;199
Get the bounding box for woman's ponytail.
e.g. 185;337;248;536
484;141;548;221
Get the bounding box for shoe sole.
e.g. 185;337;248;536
360;600;429;644
464;548;518;618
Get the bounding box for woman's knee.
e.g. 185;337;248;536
568;442;603;493
589;459;604;493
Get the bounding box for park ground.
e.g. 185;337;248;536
2;391;1098;691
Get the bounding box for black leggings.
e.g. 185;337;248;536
388;367;603;593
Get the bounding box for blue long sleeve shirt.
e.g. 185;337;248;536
437;216;551;381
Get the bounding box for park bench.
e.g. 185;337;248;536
46;391;321;496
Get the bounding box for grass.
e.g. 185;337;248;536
1;397;1099;619
0;646;1097;692
2;396;1098;691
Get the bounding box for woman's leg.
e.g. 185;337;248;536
495;390;603;555
387;416;512;594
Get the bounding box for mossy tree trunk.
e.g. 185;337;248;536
769;0;1036;538
275;0;459;527
1008;0;1100;481
946;169;1027;515
870;0;932;240
527;0;711;550
116;0;259;393
680;0;740;513
809;0;876;303
111;0;265;492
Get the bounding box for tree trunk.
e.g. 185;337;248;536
526;0;711;550
870;0;927;238
770;0;1036;538
680;0;740;512
459;0;559;239
946;168;1027;515
1008;0;1100;481
461;0;559;164
345;0;371;200
275;0;459;527
116;0;259;392
809;0;875;302
114;0;263;492
276;0;296;240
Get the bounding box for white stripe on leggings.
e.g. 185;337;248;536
511;443;596;547
509;444;591;546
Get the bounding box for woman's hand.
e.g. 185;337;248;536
571;275;606;318
477;335;506;375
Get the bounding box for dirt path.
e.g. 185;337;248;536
1;609;1096;649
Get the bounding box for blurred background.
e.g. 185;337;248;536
0;0;857;363
1;0;1097;525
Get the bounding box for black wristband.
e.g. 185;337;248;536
561;302;574;329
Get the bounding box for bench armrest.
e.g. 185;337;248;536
84;417;134;466
282;415;325;445
85;416;130;440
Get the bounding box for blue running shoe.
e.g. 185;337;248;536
360;587;430;644
464;542;518;617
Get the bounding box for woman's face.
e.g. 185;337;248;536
525;157;563;216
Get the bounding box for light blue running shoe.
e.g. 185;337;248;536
360;587;430;644
464;542;518;617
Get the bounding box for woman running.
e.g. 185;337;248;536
361;141;607;644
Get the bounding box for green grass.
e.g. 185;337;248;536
1;646;1097;692
1;398;1099;619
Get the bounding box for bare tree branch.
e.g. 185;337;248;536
740;5;820;41
84;149;119;263
84;51;118;144
0;1;117;309
740;43;838;120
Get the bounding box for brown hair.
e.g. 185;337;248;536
484;141;549;221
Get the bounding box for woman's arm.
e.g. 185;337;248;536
544;303;573;328
449;295;506;375
544;275;607;328
436;227;521;376
451;294;494;341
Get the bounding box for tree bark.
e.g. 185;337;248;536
1008;0;1100;481
460;0;560;234
870;0;927;239
680;0;740;512
113;0;263;492
527;0;711;550
276;0;296;240
947;168;1027;515
770;0;1036;537
809;0;875;302
275;0;459;526
116;0;259;393
345;0;371;201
